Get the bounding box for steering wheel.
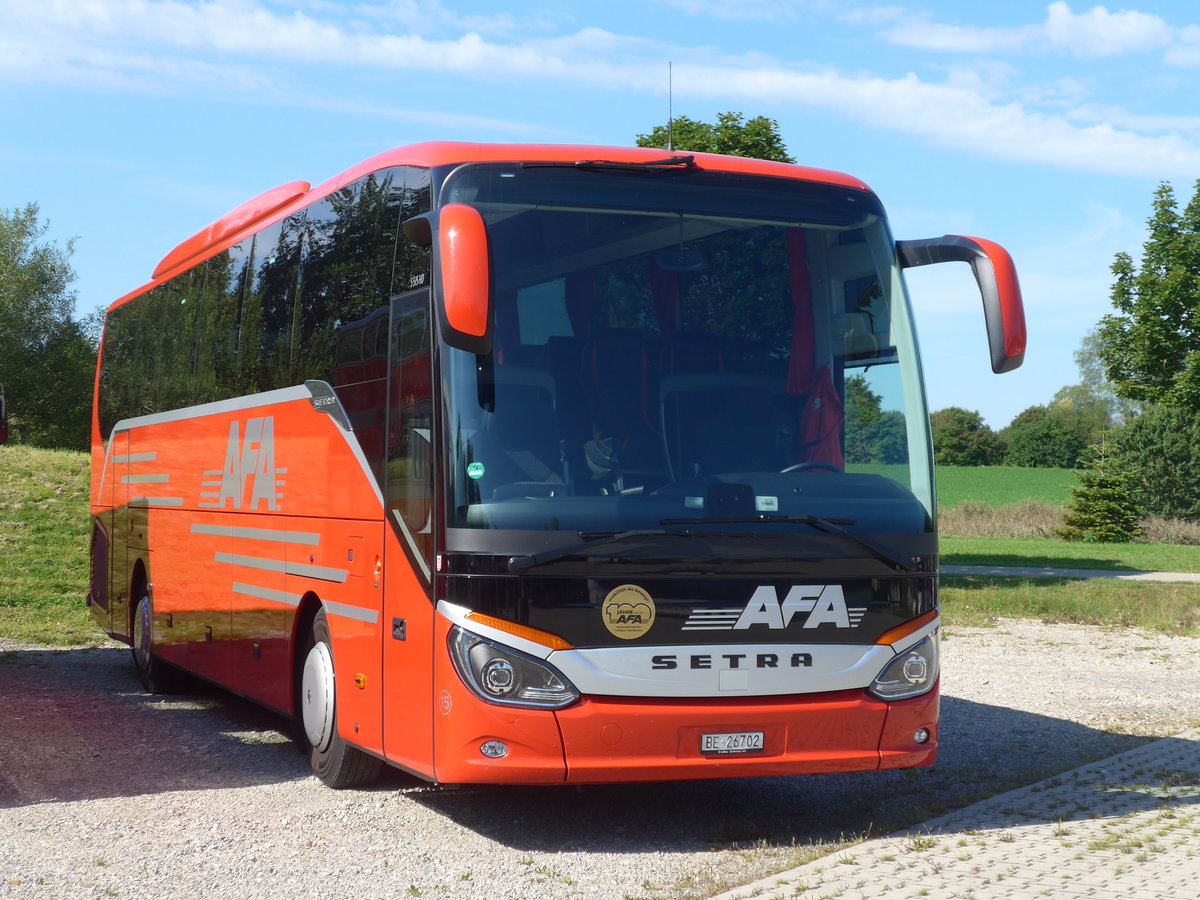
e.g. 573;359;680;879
780;461;842;474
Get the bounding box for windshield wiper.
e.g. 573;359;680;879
520;155;696;172
659;515;917;573
508;529;696;574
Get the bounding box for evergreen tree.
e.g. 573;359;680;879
1098;180;1200;410
1058;443;1141;543
1107;403;1200;520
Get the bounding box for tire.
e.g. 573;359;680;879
130;590;181;694
298;609;383;789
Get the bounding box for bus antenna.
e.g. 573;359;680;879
667;62;674;151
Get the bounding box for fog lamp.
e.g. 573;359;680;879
480;740;508;759
914;728;931;744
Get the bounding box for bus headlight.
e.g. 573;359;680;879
448;626;580;709
867;632;938;701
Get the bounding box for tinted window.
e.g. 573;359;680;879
99;166;430;444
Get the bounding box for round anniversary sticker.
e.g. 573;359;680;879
601;584;656;640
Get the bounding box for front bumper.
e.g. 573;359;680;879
430;676;939;784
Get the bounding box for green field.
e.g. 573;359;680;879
936;465;1077;508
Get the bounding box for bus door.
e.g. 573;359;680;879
106;429;135;641
381;290;436;775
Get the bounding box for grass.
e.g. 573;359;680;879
0;445;104;645
941;576;1200;635
936;465;1077;508
941;537;1200;573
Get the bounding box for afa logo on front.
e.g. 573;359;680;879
601;584;656;640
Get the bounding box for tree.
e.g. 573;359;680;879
1098;180;1200;410
1063;326;1140;427
637;112;795;163
1106;403;1200;520
1058;444;1142;543
929;407;1004;466
0;203;95;449
844;374;907;464
1001;404;1085;468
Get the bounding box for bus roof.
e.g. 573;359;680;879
124;142;873;310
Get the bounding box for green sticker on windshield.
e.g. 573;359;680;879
467;461;486;480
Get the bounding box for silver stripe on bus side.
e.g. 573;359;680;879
324;601;379;624
111;452;157;464
213;552;348;583
100;382;384;515
232;582;303;607
189;523;321;545
130;497;184;507
121;473;170;484
108;385;313;434
98;386;312;502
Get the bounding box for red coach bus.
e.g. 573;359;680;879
89;142;1025;787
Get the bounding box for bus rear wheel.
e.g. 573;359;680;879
298;609;383;789
131;590;180;693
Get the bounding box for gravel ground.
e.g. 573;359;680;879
1;621;1198;900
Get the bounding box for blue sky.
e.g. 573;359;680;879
3;0;1199;428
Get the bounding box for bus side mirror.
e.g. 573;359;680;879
897;235;1026;374
405;204;493;356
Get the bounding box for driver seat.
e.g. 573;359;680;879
696;388;796;475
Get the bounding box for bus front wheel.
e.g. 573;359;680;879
131;590;179;693
298;610;383;789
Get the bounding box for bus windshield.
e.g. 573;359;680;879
439;162;933;553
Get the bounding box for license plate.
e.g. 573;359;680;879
701;731;764;755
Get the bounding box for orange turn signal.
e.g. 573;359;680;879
465;612;573;651
874;609;939;646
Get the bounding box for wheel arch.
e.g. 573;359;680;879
290;591;325;715
127;556;150;638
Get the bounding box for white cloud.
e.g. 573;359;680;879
836;6;905;28
1165;24;1200;67
1068;103;1200;137
6;0;1200;179
1043;1;1172;57
885;18;1034;54
672;63;1200;178
885;2;1176;59
646;0;805;21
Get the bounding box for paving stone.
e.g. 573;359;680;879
712;728;1200;900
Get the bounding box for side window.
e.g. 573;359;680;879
391;168;431;296
192;241;251;403
242;215;303;393
387;290;433;580
99;297;146;437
